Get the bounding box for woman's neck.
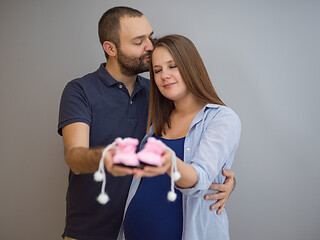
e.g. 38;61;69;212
161;96;205;139
173;95;205;115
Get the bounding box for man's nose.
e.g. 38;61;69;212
145;38;154;51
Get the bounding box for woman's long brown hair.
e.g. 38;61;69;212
147;34;225;136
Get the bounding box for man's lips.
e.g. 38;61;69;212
143;54;151;60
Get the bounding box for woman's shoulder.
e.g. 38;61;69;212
204;104;241;125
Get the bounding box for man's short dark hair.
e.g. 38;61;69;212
98;6;143;59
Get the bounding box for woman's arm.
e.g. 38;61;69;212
177;109;241;197
134;108;241;197
164;151;198;189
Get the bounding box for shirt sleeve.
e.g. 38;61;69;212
57;80;91;136
177;108;241;197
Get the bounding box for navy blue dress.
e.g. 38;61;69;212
123;136;185;240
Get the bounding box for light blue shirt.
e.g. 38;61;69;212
118;104;241;240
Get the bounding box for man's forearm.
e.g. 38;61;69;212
65;147;104;174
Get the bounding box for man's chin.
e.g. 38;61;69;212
138;62;150;73
136;68;149;74
124;67;149;76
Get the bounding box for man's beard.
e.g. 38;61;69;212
117;49;151;76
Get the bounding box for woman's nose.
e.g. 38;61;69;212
161;71;171;80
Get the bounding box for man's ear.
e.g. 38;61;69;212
102;41;117;57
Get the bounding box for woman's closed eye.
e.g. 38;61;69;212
154;65;177;74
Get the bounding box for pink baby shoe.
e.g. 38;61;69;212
94;137;181;204
137;137;167;167
113;137;140;167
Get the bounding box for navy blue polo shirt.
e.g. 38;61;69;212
58;63;150;240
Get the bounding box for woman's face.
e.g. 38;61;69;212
152;46;190;101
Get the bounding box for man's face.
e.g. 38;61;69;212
117;16;154;76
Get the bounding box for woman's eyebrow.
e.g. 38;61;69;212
153;60;174;68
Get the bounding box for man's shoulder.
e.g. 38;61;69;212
62;68;103;98
67;70;99;87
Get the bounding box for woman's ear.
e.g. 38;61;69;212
102;41;117;57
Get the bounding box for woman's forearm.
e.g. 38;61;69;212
167;157;198;189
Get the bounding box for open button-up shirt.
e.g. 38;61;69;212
119;103;241;240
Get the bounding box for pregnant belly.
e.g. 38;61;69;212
123;175;183;240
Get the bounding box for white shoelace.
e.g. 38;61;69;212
94;138;181;204
167;147;181;201
94;141;117;204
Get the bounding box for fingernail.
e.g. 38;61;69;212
205;196;209;200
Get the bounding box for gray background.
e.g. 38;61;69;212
1;0;319;239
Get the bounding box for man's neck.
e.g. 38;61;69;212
105;61;137;95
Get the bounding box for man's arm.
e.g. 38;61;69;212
205;169;235;214
62;122;100;174
62;122;134;176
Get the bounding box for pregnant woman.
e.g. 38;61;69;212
121;34;241;240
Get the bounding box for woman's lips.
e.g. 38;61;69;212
164;82;176;88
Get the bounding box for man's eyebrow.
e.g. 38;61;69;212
131;31;154;41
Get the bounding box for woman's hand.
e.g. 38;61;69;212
133;149;172;178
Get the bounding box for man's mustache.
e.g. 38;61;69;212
141;51;152;59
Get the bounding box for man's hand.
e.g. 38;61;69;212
104;147;134;176
204;169;235;215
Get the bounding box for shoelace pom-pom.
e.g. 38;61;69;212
167;191;177;202
97;193;109;204
172;171;181;181
94;171;104;182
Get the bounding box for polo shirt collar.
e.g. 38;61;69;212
135;75;146;87
97;63;118;87
97;63;146;89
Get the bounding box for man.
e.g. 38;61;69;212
58;6;235;240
